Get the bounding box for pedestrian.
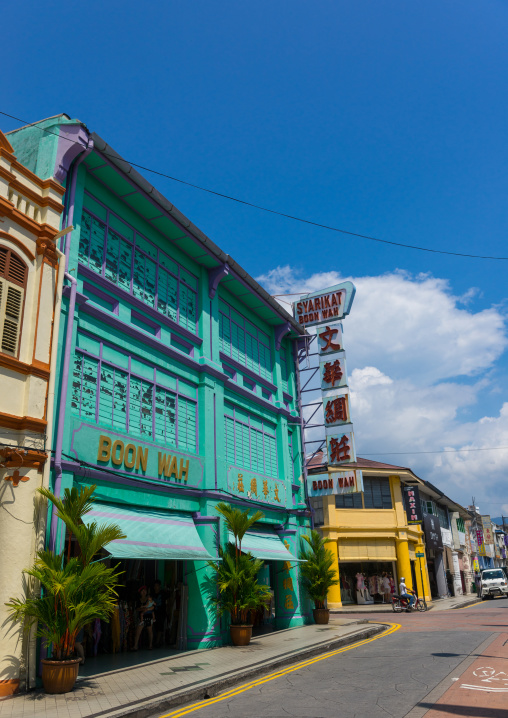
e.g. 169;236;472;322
132;586;155;651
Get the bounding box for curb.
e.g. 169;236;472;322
90;623;386;718
450;597;482;609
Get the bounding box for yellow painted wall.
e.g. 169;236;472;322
320;471;432;606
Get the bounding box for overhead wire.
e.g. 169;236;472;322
2;109;508;261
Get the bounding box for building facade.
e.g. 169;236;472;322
0;130;65;694
308;457;432;607
7;116;312;671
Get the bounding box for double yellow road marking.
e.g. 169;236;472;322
159;622;401;718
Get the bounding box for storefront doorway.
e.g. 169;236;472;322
77;558;186;676
338;561;397;605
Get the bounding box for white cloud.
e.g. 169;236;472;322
258;265;508;512
259;266;507;384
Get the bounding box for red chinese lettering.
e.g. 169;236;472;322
329;435;351;463
323;360;343;387
319;325;341;352
325;396;348;424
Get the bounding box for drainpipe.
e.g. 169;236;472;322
49;138;93;551
49;272;77;551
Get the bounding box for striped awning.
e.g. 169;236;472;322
84;503;213;561
228;528;302;562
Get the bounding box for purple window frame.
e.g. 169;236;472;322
79;193;199;335
224;401;278;477
72;335;198;453
219;299;272;381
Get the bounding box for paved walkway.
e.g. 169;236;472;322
0;620;385;718
331;593;481;613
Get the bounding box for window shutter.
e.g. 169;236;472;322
0;280;24;356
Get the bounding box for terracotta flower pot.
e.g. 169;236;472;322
230;624;253;646
313;608;330;625
41;658;81;694
0;679;20;697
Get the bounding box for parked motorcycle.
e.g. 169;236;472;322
392;592;427;612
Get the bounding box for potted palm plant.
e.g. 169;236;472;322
6;485;125;694
300;530;339;624
209;502;271;646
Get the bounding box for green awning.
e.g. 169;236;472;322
84;504;213;561
228;528;302;562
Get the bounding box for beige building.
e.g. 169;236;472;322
0;130;65;695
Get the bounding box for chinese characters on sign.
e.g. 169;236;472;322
317;322;356;467
227;468;286;506
403;486;423;524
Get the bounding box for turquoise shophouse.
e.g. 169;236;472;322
8;116;311;660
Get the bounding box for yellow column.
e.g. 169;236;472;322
326;538;342;609
396;537;413;592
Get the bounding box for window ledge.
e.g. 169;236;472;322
78;264;202;346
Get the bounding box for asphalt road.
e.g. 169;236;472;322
153;599;508;718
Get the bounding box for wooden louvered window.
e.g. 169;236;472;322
0;247;27;357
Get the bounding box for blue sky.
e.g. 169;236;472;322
3;1;508;513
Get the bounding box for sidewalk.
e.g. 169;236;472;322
331;593;482;614
0;620;386;718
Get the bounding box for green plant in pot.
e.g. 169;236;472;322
6;485;125;694
300;529;339;624
208;502;271;646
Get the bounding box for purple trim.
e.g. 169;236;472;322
213;393;218;490
208;262;230;299
79;264;202;346
54;125;90;185
89;510;194;527
112;539;208;551
83;281;119;314
274;322;291;352
283;391;294;403
131;309;161;338
62;459;305;516
219;351;276;392
50;273;78;551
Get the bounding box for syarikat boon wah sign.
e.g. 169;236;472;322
294;281;356;327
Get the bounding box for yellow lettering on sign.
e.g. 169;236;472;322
284;595;294;609
136;447;148;471
111;440;124;466
124;444;136;468
179;459;189;482
97;435;111;462
167;455;179;479
283;577;293;591
158;452;170;476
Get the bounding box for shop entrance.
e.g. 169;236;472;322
252;561;277;635
338;562;397;605
78;558;185;677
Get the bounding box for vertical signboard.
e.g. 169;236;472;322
403;486;423;524
423;514;444;550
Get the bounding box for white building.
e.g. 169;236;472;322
0;130;65;695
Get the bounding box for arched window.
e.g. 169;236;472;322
0;247;27;357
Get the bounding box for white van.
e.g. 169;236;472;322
480;568;508;599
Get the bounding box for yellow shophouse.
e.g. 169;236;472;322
308;457;432;607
